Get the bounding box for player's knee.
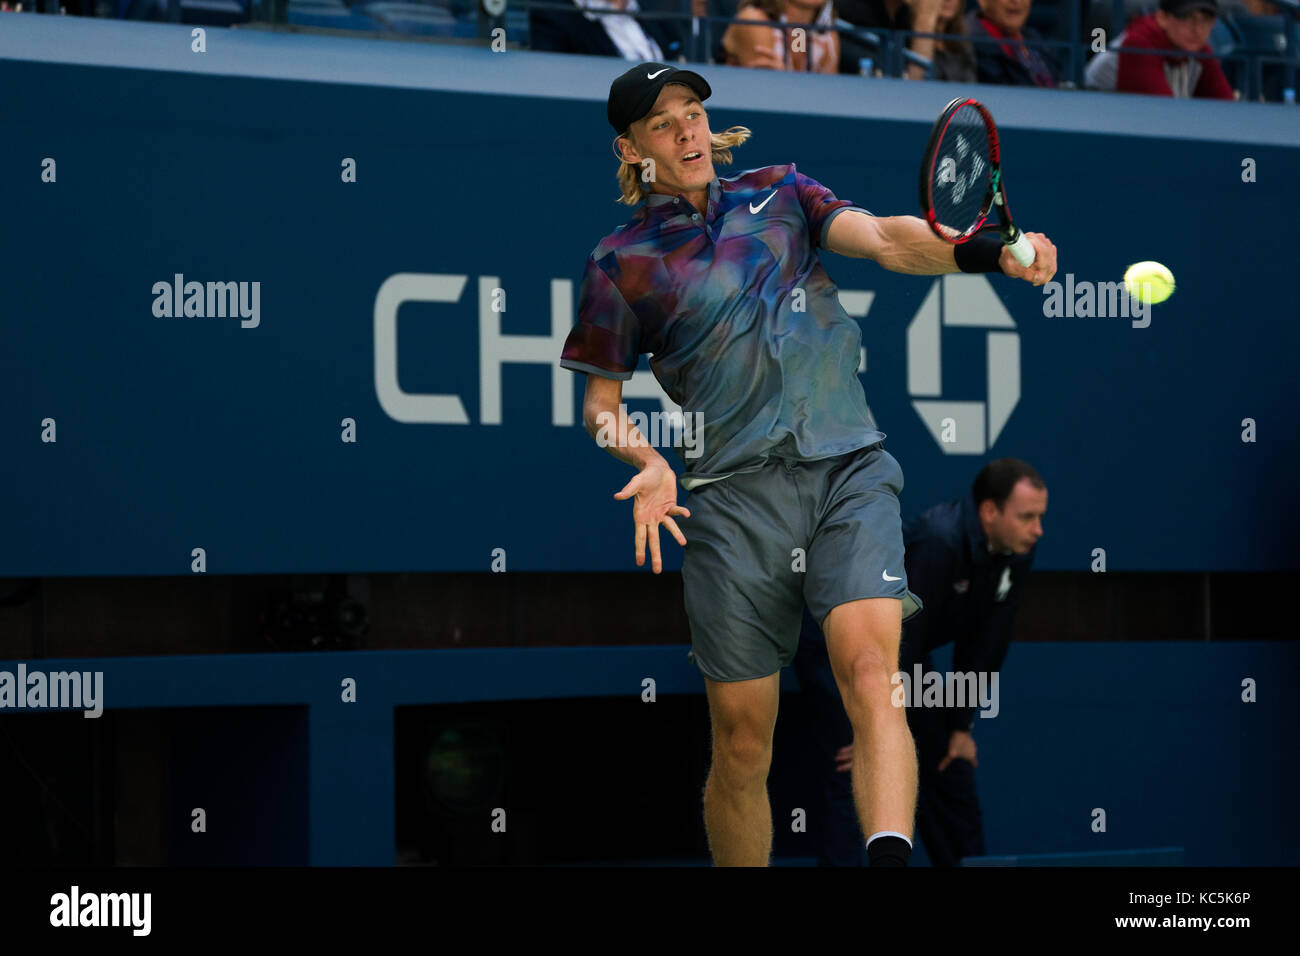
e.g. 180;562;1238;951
710;726;772;786
841;648;901;715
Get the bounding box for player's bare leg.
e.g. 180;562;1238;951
701;673;781;866
823;597;917;841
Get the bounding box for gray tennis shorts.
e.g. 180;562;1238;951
681;442;923;683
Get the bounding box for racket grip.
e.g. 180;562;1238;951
1006;230;1036;268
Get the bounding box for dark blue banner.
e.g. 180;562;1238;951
3;20;1298;574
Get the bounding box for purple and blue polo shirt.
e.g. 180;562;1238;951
560;163;886;489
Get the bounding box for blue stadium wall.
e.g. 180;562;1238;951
1;641;1294;865
3;17;1299;576
1;19;1297;867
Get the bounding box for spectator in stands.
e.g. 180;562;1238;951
836;0;966;77
530;0;685;61
720;0;841;72
967;0;1060;86
794;459;1046;866
1115;0;1233;98
1084;32;1126;90
924;0;978;80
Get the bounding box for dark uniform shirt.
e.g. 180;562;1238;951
901;492;1036;732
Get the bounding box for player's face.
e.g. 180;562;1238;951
1157;9;1216;52
988;479;1047;554
627;87;714;197
977;0;1031;36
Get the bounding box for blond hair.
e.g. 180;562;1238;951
614;124;753;207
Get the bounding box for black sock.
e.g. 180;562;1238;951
866;833;912;867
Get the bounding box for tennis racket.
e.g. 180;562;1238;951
919;97;1036;268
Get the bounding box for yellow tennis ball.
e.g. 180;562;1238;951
1124;261;1175;305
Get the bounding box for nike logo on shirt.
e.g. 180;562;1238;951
749;190;777;213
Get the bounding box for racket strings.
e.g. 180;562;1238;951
929;106;993;240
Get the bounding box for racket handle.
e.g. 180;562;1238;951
1006;230;1036;268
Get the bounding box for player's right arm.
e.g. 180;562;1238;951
582;375;656;470
563;255;690;572
582;374;690;574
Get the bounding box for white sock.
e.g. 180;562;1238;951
865;831;913;848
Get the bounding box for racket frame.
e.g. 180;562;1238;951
920;96;1036;268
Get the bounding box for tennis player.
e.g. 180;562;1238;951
560;63;1057;866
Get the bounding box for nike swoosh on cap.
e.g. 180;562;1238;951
749;190;777;213
647;68;670;79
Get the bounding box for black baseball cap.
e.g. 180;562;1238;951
1159;0;1217;15
607;62;712;136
